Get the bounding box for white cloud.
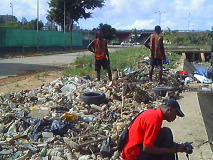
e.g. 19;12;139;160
161;20;177;29
0;0;49;21
113;19;155;29
110;0;130;15
138;0;157;8
190;0;205;10
112;22;121;28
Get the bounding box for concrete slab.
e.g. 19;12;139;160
164;92;212;159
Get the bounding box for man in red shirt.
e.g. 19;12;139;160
87;30;112;81
121;99;186;160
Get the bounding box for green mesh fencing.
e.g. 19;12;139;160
0;28;6;47
0;28;82;47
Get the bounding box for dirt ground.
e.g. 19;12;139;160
0;68;63;94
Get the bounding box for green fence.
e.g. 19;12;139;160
0;28;82;47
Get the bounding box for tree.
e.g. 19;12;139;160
0;18;20;28
48;0;105;50
132;28;137;43
174;37;184;44
97;23;117;41
208;31;213;40
23;19;44;30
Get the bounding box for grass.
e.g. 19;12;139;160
34;68;50;80
63;47;181;77
165;44;210;50
166;52;181;69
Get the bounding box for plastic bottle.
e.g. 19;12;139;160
82;116;97;122
41;148;47;157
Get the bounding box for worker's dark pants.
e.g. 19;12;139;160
138;127;175;160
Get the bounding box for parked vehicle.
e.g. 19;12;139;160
120;41;134;46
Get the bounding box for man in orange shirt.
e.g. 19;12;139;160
121;99;186;160
87;30;112;81
144;26;166;84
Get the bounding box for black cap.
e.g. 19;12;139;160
165;99;185;117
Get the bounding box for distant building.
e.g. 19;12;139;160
21;17;28;25
42;22;57;31
73;24;80;31
0;15;17;24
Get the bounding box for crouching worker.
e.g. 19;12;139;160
87;30;112;81
121;99;187;160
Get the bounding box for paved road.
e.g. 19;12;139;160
0;47;125;79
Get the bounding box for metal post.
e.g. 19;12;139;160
188;13;190;31
155;11;165;26
88;30;90;43
64;0;66;50
10;3;13;26
37;0;39;52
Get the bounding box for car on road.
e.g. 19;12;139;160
120;41;134;46
135;42;140;45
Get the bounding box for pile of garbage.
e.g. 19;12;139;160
0;62;184;160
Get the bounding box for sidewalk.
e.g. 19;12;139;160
164;91;212;159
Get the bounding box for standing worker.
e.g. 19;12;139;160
87;30;112;81
144;26;166;84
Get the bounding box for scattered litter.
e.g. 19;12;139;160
0;61;186;159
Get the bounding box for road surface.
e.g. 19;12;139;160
0;47;125;79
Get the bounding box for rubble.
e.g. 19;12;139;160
0;60;185;160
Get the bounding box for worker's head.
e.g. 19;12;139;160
155;26;162;34
96;30;104;40
161;99;184;122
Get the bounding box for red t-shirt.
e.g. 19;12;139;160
121;109;163;160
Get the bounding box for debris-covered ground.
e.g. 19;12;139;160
0;60;210;160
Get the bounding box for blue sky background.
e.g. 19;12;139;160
1;0;213;30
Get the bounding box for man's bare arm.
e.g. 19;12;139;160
144;36;151;49
87;41;95;53
143;144;185;155
159;37;166;60
105;41;110;62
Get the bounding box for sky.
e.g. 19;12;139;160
1;0;213;31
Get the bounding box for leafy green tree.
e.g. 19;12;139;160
132;28;138;43
174;37;185;44
22;19;44;30
0;18;20;28
208;31;213;40
47;0;105;50
96;23;117;41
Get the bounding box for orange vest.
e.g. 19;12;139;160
93;39;107;60
150;34;164;59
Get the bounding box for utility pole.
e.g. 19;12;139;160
188;13;190;32
10;3;13;26
155;11;166;26
64;0;66;50
37;0;39;52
